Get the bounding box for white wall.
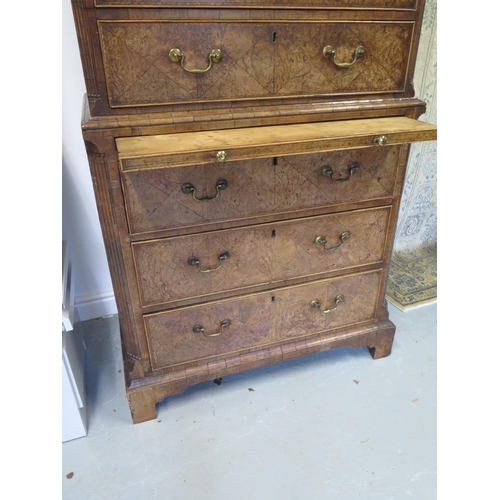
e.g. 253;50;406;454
62;0;117;320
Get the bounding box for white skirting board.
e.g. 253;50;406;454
75;290;117;321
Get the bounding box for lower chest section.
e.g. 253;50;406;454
114;117;435;379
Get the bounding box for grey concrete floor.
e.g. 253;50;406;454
62;303;436;499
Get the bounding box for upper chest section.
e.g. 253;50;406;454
73;0;425;117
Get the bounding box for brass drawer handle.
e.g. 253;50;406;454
376;135;388;146
310;294;344;314
188;251;230;273
169;47;222;74
181;179;228;201
315;231;350;252
323;45;365;68
321;162;359;183
193;319;231;337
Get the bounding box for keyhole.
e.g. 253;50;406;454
273;157;278;166
271;230;276;238
272;32;278;43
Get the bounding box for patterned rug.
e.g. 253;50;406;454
386;247;437;311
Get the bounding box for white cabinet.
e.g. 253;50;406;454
62;241;87;442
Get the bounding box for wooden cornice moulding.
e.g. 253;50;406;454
93;0;418;10
82;97;429;133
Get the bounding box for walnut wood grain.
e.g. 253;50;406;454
117;117;437;162
145;269;381;371
98;20;413;108
73;0;427;117
95;0;417;9
121;145;400;235
372;143;411;322
70;0;434;424
95;8;417;23
273;269;381;341
85;150;147;379
369;323;395;359
71;0;100;98
127;387;158;424
81;97;428;134
274;22;412;97
133;207;390;307
146;291;275;369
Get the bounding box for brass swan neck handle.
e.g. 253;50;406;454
181;179;228;202
310;294;345;314
323;45;365;68
193;319;231;337
188;252;230;273
169;48;222;74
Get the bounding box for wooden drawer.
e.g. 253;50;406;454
95;0;417;9
145;269;382;370
133;207;390;307
98;20;413;107
121;146;398;235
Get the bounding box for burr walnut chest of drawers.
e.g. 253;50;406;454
71;0;437;423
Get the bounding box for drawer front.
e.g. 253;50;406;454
133;207;390;307
98;21;413;107
122;146;399;235
145;270;382;370
96;1;417;9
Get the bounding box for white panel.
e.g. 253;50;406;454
62;326;87;443
62;329;86;408
62;361;87;443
